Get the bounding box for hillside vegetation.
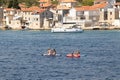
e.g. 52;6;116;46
1;0;120;9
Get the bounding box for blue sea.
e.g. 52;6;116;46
0;30;120;80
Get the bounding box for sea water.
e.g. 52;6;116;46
0;30;120;80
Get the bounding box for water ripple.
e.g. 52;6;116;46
0;30;120;80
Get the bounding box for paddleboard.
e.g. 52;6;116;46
42;54;61;56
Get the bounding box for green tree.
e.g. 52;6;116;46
18;0;25;3
76;0;83;3
116;0;120;2
0;0;9;7
24;0;39;7
82;0;94;6
8;0;20;9
0;0;2;6
51;0;59;4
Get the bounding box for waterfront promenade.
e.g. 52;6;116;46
0;25;120;30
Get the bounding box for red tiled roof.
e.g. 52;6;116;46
92;3;107;9
75;3;107;11
4;8;15;11
21;6;45;13
75;6;90;11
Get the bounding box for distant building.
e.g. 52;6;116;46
1;0;120;30
2;6;54;30
111;2;120;27
3;8;22;29
21;6;53;29
28;9;54;29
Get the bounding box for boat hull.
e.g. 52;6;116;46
51;28;83;33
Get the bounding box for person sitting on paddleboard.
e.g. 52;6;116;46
52;49;56;55
74;50;80;54
47;48;56;56
66;50;80;58
47;48;52;55
73;50;80;57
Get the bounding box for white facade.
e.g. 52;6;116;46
9;20;22;29
28;15;41;29
107;8;115;24
113;20;120;27
68;8;76;19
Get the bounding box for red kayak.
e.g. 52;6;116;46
66;53;80;58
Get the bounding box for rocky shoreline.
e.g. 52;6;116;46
0;26;120;30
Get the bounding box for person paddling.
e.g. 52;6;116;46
47;48;52;55
52;49;56;55
73;50;80;57
66;50;80;58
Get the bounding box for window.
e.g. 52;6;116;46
110;12;112;15
104;11;108;20
9;21;11;24
36;18;38;21
80;16;85;19
4;16;6;19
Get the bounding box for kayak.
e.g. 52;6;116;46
66;53;80;58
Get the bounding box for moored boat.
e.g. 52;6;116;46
51;24;83;33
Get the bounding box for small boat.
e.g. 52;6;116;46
66;53;80;58
51;24;83;33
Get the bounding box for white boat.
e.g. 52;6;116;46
51;24;84;33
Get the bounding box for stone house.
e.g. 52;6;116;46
21;6;53;29
2;6;53;30
52;0;77;25
71;1;118;28
63;3;107;27
108;2;120;27
20;6;42;29
98;1;120;27
3;8;22;29
28;9;54;29
54;0;111;28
